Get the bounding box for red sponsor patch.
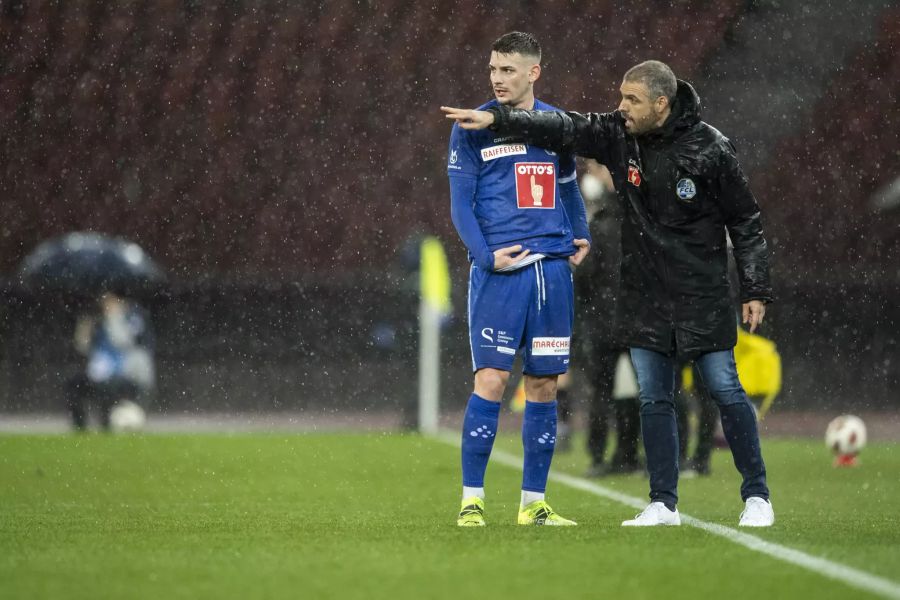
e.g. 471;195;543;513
514;162;556;209
628;165;642;187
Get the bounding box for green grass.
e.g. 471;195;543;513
1;432;898;599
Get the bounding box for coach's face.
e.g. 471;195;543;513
489;51;540;109
618;79;669;135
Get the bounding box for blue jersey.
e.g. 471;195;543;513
447;99;580;263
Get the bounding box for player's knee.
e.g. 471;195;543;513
524;375;558;402
474;368;509;401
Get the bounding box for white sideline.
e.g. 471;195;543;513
435;432;900;600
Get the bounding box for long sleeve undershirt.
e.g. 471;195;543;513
449;175;494;272
559;177;591;244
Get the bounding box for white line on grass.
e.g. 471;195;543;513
435;432;900;600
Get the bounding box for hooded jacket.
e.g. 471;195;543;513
488;80;773;358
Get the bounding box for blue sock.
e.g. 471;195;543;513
521;400;558;493
461;393;500;488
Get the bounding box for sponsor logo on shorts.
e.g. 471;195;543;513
481;144;527;161
496;346;516;355
531;337;570;356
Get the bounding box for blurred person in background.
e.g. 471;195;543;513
557;160;642;477
443;59;775;528
447;32;590;527
675;363;717;476
66;291;155;430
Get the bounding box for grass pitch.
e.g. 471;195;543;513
1;431;898;599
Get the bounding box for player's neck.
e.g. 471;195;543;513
511;94;536;110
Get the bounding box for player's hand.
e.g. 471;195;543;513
441;106;495;130
493;244;530;270
742;300;766;333
569;239;590;267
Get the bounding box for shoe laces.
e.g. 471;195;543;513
632;502;665;520
525;500;555;521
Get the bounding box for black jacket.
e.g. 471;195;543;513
489;81;773;358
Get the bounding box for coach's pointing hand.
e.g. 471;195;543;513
442;106;495;130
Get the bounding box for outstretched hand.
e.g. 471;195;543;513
441;106;495;130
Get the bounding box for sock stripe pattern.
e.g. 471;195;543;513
521;400;558;493
460;393;500;488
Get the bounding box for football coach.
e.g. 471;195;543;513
442;60;775;527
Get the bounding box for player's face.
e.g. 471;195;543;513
618;80;668;135
489;51;539;109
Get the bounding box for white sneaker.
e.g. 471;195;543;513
739;497;775;527
622;502;681;526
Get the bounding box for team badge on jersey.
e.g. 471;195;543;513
676;178;696;200
514;162;555;209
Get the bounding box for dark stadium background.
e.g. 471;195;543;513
0;0;897;420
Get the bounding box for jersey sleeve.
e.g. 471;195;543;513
449;176;494;271
446;123;492;270
447;123;480;179
559;176;591;243
557;152;577;184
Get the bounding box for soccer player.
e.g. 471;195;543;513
447;32;590;527
443;60;775;527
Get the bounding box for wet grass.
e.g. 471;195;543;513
1;432;898;599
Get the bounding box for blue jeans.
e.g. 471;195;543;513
630;347;769;508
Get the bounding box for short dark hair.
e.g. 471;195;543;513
624;60;677;102
491;31;541;62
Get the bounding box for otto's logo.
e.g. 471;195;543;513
516;164;555;176
531;337;570;356
676;178;696;200
628;165;642;187
514;162;556;210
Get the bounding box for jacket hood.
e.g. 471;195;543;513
643;79;728;177
672;79;701;125
645;79;702;141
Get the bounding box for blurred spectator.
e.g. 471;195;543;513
65;292;155;430
675;362;717;476
559;161;642;476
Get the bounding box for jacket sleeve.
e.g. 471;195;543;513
488;105;622;166
714;144;774;303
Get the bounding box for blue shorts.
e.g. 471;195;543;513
468;258;573;376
